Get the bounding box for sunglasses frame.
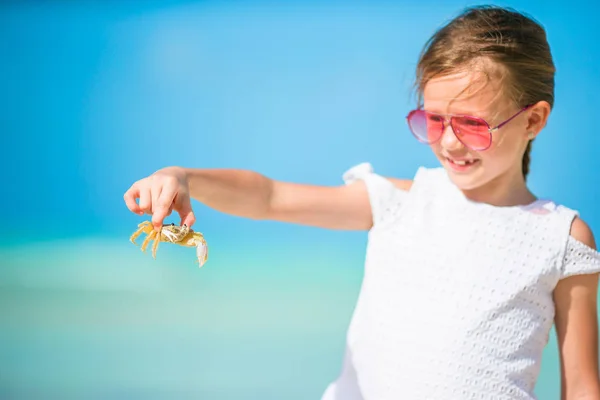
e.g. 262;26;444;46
406;104;533;151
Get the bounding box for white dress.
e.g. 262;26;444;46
321;163;600;400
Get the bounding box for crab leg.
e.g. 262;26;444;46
130;226;145;245
130;221;153;245
151;235;160;259
140;230;157;252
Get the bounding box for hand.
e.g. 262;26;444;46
123;166;196;231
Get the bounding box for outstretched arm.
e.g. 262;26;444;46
124;165;412;232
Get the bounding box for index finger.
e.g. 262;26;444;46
151;179;178;230
124;185;143;215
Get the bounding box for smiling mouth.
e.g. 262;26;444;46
445;157;480;170
447;158;478;166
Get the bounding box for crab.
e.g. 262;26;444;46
130;221;208;267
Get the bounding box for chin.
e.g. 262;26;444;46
447;173;486;191
439;158;486;191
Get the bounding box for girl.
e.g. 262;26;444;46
123;5;599;399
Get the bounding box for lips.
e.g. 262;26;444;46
448;158;478;166
444;156;480;171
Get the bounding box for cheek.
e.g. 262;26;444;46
491;126;524;148
429;143;445;157
482;131;525;163
481;146;513;166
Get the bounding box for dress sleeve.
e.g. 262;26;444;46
342;162;408;227
560;235;600;279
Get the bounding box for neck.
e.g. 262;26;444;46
460;166;536;207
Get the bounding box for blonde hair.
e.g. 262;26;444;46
415;5;555;178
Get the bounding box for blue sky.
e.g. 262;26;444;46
1;0;598;241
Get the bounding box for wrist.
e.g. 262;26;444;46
181;167;207;200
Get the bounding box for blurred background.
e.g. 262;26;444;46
1;0;599;399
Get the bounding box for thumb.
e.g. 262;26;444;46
178;201;196;228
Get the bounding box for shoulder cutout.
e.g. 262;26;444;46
561;216;600;279
570;217;597;250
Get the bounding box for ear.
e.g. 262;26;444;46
525;100;552;139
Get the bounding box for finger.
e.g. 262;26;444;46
178;199;196;228
123;185;143;215
151;183;163;214
151;205;170;231
164;204;174;220
181;210;196;229
152;180;178;231
156;178;178;211
138;186;152;214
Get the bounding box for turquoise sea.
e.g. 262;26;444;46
0;234;367;400
0;232;579;399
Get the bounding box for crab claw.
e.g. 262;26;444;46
196;241;208;267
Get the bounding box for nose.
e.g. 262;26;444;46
439;122;464;151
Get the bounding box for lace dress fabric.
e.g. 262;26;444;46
321;163;600;400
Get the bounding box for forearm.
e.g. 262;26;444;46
185;168;273;220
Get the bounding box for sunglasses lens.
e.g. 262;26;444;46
451;116;491;150
407;110;443;143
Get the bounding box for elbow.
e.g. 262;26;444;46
250;177;275;221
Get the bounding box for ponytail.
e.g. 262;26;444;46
522;140;533;180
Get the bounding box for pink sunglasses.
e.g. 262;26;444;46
406;105;532;151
